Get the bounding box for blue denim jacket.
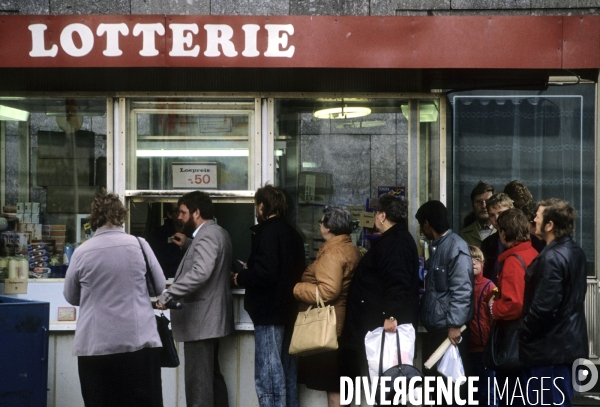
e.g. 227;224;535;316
420;229;474;333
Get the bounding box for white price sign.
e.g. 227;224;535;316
172;162;217;189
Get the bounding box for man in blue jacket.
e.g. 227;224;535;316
234;185;305;407
416;200;474;406
520;198;588;406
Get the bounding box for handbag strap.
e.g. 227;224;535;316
378;329;403;376
315;286;325;308
511;254;527;272
305;286;326;314
136;236;157;297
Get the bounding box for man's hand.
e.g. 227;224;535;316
232;273;239;286
448;327;462;346
155;300;167;310
383;318;398;333
171;233;186;247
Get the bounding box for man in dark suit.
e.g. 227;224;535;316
157;191;233;407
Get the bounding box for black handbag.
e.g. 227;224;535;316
154;312;180;368
483;319;524;372
376;329;423;405
483;254;526;372
137;237;180;368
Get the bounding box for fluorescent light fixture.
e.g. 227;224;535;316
401;104;439;123
0;105;29;121
136;149;249;157
314;106;371;119
548;75;579;85
335;120;387;129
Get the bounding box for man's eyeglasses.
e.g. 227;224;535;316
317;220;324;225
474;199;487;206
472;258;482;264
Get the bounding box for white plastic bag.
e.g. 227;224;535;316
364;324;415;384
437;345;465;383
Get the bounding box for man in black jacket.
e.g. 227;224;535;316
520;198;588;406
234;185;305;407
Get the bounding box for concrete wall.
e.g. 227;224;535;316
1;0;599;15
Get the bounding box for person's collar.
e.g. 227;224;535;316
93;225;125;235
192;219;208;237
431;229;451;244
250;215;280;232
478;222;494;231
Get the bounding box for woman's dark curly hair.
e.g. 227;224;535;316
88;190;127;231
376;193;408;224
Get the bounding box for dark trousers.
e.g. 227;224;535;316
78;347;163;407
523;364;573;407
184;338;229;407
495;370;526;407
467;351;498;407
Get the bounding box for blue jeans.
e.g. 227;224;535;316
523;364;573;407
254;325;298;407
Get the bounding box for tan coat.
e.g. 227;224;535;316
293;234;361;336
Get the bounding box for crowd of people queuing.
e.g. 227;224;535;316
63;180;589;407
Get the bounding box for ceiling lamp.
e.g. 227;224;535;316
0;105;29;121
401;103;439;123
314;100;371;119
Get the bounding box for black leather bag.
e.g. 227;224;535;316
137;237;180;368
155;312;180;368
483;318;524;372
376;330;423;405
483;254;527;373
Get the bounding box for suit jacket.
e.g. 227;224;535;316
158;220;234;342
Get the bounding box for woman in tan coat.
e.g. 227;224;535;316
293;207;361;407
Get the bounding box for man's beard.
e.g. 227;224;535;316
476;213;490;224
182;217;197;235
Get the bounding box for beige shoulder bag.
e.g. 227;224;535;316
289;286;338;356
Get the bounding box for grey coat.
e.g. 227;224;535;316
64;226;166;356
420;230;474;333
158;220;234;342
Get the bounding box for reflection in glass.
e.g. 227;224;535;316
128;99;255;191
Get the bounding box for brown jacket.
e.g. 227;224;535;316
293;234;361;336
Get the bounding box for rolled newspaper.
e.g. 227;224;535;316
423;325;467;369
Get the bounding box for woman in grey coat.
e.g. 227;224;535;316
64;191;166;407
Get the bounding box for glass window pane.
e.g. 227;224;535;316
274;97;441;260
127;98;255;191
449;84;595;276
0;97;107;273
